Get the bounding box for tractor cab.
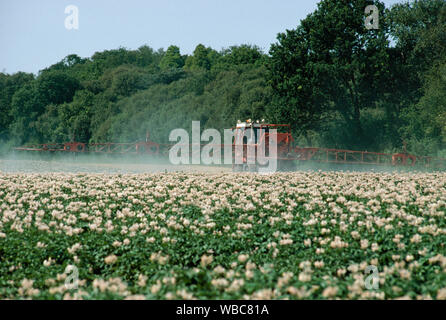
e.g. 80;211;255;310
234;120;267;145
231;120;295;172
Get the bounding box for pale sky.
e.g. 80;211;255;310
0;0;403;74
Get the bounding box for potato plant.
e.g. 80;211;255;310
0;171;445;299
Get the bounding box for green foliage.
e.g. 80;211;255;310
101;65;149;98
0;43;271;147
386;0;446;111
94;65;271;144
36;70;81;106
388;0;446;155
389;0;446;68
184;44;219;71
1;172;445;299
159;46;186;70
400;60;446;156
1;1;446;157
268;0;390;148
0;72;34;139
213;45;266;72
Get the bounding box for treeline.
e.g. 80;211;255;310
0;0;445;156
0;45;270;148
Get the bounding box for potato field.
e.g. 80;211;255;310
0;171;445;300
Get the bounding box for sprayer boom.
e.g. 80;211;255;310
13;123;446;171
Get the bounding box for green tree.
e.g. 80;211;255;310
9;83;44;143
268;0;389;148
389;0;446;73
388;0;446;155
36;70;81;106
221;45;264;66
100;65;148;98
159;45;185;70
185;44;220;71
387;0;446;107
400;60;446;156
0;72;34;139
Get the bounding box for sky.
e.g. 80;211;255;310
0;0;403;74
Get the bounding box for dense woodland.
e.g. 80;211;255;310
1;0;445;156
